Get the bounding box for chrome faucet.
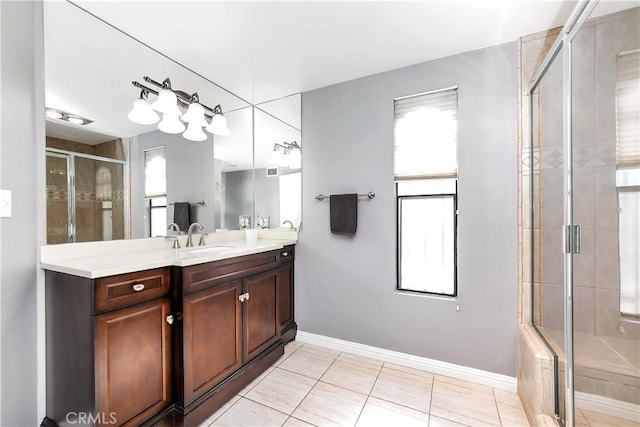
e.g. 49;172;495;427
186;223;204;247
167;222;181;235
282;220;296;231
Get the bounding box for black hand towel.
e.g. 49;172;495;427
173;202;191;232
330;193;358;235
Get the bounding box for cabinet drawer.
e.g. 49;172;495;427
183;251;279;295
94;268;171;313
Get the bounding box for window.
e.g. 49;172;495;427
394;87;458;296
144;147;167;237
616;50;640;317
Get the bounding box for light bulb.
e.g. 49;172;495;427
128;98;160;125
181;102;208;127
151;89;182;116
45;109;63;119
67;116;84;125
158;113;185;134
206;113;230;136
183;123;207;141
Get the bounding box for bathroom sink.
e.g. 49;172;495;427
177;245;235;258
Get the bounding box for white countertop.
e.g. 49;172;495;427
40;230;297;279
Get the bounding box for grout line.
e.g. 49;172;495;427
427;372;435;424
597;336;637;369
492;387;504;426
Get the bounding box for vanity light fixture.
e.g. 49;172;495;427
269;141;302;170
129;77;231;141
45;108;94;126
127;90;160;125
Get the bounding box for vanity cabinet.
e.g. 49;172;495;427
44;267;174;427
277;245;295;342
176;251;282;423
43;245;296;427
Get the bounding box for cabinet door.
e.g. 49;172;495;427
243;269;279;361
276;263;294;334
183;280;243;405
95;298;172;427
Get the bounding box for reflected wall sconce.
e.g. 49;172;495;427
45;108;93;126
269;141;301;170
128;77;230;141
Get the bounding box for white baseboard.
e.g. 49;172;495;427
296;331;517;392
576;391;640;423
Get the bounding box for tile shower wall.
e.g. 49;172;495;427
46;137;126;243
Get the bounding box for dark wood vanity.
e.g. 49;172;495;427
42;245;296;427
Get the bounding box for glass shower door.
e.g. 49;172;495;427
46;152;72;244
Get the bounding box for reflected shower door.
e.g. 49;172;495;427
46;152;71;244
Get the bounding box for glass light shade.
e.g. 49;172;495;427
206;113;230;136
269;150;282;165
278;151;290;168
183;123;207;141
128;98;160;125
151;89;182;116
288;148;301;170
181;102;208;127
158;113;185;134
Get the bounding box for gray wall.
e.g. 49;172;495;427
130;130;216;237
224;169;253;229
298;43;518;376
0;1;43;424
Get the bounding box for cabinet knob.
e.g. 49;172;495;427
239;294;246;303
244;292;250;301
132;283;145;292
281;251;289;257
166;314;174;325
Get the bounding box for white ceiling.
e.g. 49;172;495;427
44;0;637;158
73;0;587;105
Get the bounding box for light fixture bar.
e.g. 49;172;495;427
45;108;94;126
131;80;224;118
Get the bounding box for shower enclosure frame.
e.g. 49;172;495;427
527;0;601;425
46;147;127;243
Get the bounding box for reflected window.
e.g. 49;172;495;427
144;147;167;236
394;87;458;296
616;50;640;317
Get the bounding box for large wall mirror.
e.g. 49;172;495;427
43;2;301;244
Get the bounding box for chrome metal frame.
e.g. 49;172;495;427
527;1;601;425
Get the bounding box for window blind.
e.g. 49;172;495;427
144;147;167;198
394;87;458;180
616;50;640;169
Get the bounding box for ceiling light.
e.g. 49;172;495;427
45;109;63;119
128;91;160;125
131;77;230;140
45;108;93;126
158;113;185;134
183;123;208;141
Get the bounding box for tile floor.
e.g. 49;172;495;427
199;341;533;427
198;341;640;427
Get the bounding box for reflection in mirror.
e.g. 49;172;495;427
43;1;250;243
254;94;302;231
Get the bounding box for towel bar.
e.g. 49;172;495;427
169;201;205;206
314;192;375;201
